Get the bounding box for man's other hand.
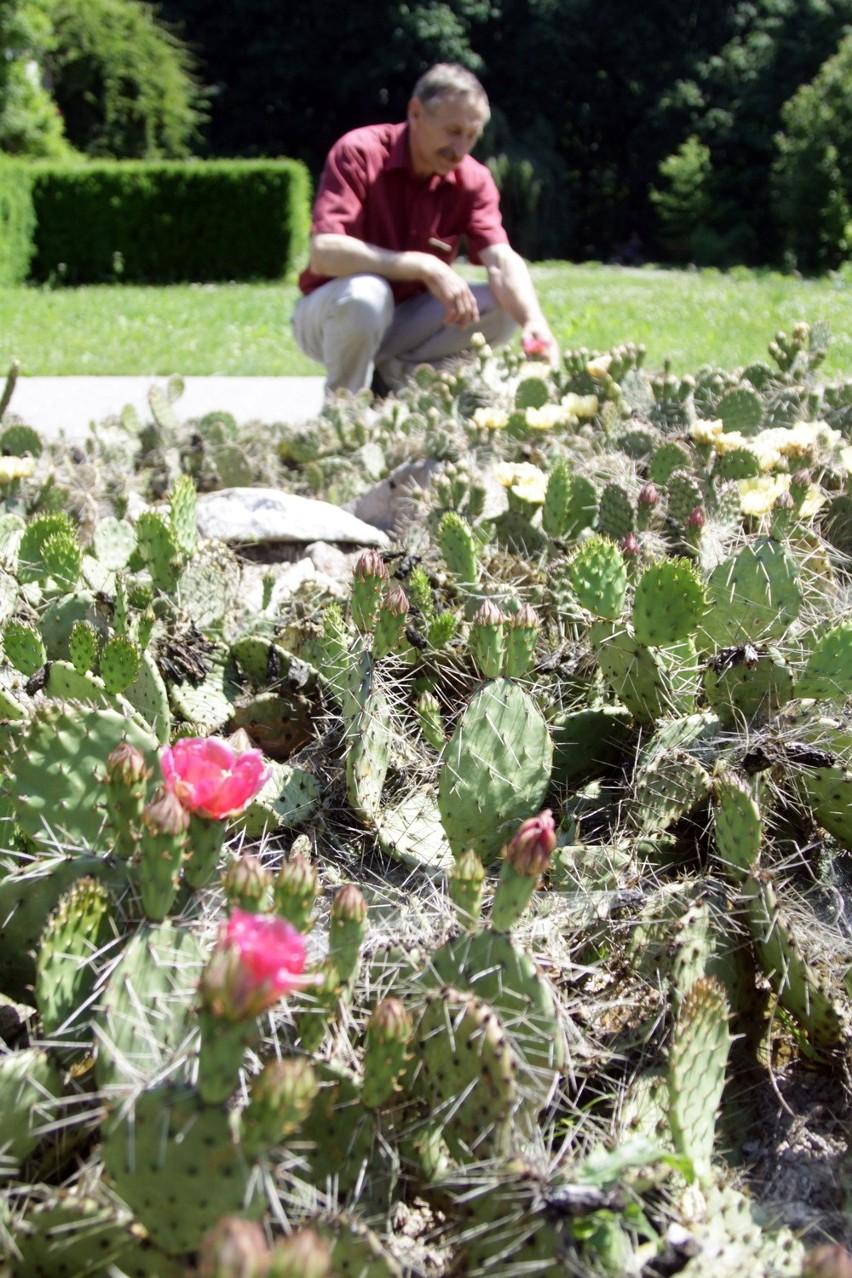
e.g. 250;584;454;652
420;258;480;327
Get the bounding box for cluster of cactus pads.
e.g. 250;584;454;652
4;321;852;1276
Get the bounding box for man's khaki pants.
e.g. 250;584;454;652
292;274;517;394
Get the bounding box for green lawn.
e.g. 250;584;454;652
3;262;852;378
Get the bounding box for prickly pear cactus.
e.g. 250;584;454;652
438;678;552;862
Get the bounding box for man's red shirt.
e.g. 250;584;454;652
298;122;509;302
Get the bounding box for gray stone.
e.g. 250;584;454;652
347;458;441;533
195;487;390;547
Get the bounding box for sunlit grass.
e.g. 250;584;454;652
2;262;852;377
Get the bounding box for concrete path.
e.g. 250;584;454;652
7;375;326;443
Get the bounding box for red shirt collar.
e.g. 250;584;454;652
386;123;459;187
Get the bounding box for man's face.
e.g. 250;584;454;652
407;93;486;179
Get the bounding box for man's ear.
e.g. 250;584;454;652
407;97;422;124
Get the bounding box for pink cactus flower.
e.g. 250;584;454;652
160;736;270;820
200;908;308;1020
522;335;551;359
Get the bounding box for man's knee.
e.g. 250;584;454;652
330;276;394;341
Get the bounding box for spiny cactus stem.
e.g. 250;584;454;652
183;813;228;890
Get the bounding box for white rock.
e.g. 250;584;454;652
196;487;390;547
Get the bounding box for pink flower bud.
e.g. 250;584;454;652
505;809;557;877
160;736;270;820
142;783;190;836
106;741;151;786
638;481;659;507
687;506;705;529
621;531;641;557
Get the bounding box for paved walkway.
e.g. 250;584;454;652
7;375;327;443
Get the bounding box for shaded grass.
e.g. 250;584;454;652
2;262;852;378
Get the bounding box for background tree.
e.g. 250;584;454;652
0;0;71;156
654;0;852;264
772;31;852;273
37;0;205;158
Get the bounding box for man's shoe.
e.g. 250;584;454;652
371;369;391;400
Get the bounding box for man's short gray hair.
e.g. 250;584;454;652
412;63;490;122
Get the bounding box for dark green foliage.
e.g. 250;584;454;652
27;159;311;283
772;30;852;273
0;157;36;284
42;0;205;159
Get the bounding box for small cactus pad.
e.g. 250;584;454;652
632;559;707;648
438;678;552;863
567;535;627;620
698;538;802;649
413;987;516;1157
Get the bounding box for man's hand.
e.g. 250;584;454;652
419;257;480;327
521;320;559;367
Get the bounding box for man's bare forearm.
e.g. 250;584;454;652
481;244;546;327
310;233;432;283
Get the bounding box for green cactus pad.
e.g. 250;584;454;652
632;559;707;648
426;928;566;1112
567;535;627;620
597;481;635;542
631;750;712;835
346;685;393;821
235;760;320;837
36;876;114;1042
793;756;852;851
8;700;158;853
698;538;802;649
68;620;99;674
100;636;142;695
122;649;171;744
797;622;852;700
17;513;78;584
649;441;693;487
167;649;240;734
717;385;763;435
10;1193;146;1278
668;975;731;1182
549;704;633;788
312;1214;403;1278
438;678;552;862
590;620;672;724
413;987;516;1157
741;872;846;1051
713;445;762;481
713;772;762;879
102;1082;262;1257
92;515;137;571
542;456;571;538
374;789;454;873
665;469;704;530
438;511;478;587
3;619;46;676
0;1047;63;1164
0;853;129;1001
702;645;793;726
300;1062;395;1212
95;922;206;1092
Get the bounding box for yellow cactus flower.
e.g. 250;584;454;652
471;406;509;431
737;474;787;516
0;456;35;482
525;403;574;430
689;418;724;446
560;392;599;419
586;354;612;379
494;462;548;504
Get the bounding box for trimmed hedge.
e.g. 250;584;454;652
19;159;311;285
0;160;37;286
